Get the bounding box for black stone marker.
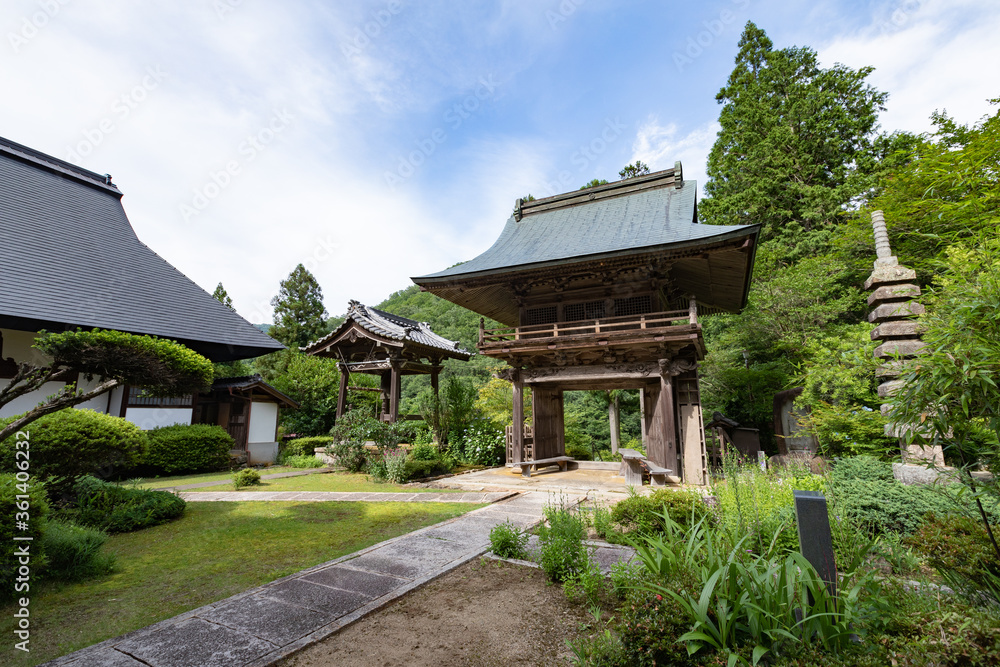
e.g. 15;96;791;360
793;489;838;598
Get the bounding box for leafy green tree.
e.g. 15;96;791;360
269;264;329;349
0;330;213;442
212;282;234;310
701;21;889;261
579;178;609;190
619;160;650;179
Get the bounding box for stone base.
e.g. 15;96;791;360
892;462;955;486
768;454;829;475
903;444;944;466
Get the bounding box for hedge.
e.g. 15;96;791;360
281;436;333;458
144;423;233;474
0;409;147;494
72;476;186;533
1;473;49;600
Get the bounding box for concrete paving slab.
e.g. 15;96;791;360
115;617;277;667
300;565;409;599
55;647;148;667
200;594;332;646
260;579;373;617
590;545;636;574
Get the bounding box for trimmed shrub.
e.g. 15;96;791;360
41;520;115;581
144;424;233;474
831;455;895;483
0;409;147;493
232;468;261;489
280;454;323;469
73;476;185;533
1;473;48;600
281;436;333;459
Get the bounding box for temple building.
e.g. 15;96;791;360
413;164;760;484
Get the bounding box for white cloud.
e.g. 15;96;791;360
629;118;720;199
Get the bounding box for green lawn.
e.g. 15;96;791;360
138;467;305;488
206;471;465;493
0;500;481;666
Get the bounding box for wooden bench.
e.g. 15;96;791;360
618;448;673;486
515;456;574;478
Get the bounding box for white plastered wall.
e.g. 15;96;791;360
247;400;279;464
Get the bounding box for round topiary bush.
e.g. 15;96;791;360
0;409;147;493
144;424;234;474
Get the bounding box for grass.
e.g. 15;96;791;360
0;500;481;666
138;467;304;488
206;471;465;493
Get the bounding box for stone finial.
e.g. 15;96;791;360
871;210;898;267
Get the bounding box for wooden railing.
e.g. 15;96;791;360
480;306;697;347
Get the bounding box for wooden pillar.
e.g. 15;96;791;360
389;361;401;423
531;386;565;459
431;365;441;444
511;370;524;464
380;372;391;420
645;365;679;473
660;370;678;473
336;363;349;421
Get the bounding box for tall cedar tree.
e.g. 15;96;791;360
269;264;329;349
701;22;888;260
212;282;235;310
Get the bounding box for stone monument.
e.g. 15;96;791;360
865;210;944;465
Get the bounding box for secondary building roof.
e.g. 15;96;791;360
208;375;299;408
412;165;760;325
303;300;471;362
0;136;284;361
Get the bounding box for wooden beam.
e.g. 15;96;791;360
336;364;349;421
511;369;524;464
389;361;401;423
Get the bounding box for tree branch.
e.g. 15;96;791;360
0;378;121;443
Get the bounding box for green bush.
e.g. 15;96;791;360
908;514;1000;597
41;520;115;581
1;473;48;600
610;488;709;536
281;436;333;458
383;449;409;484
489;520;529;559
280;455;323;469
455;420;504;466
232;468;261;489
0;409;147;493
408;442;440;462
565;443;593;460
402;459;441;480
537;503;588;582
331;439;366;472
73;476;186;533
831;455;895;483
144;424;233;474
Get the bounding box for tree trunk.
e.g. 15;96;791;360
608;390;621;454
0;378;121;442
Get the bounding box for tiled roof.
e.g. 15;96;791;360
210;374;299;408
0;136;284;362
303;300;470;359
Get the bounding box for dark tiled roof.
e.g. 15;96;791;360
415;169;751;281
304;300;471;359
0;136;284;362
210;374;299;408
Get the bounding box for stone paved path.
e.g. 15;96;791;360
180;491;515;504
43;492;571;667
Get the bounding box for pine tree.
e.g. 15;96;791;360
619;160;650;179
701;22;888;260
269;264;329;348
212;282;235;310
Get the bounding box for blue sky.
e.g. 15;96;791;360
1;0;997;324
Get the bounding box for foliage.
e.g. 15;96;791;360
260;351;348;436
144;423;233;474
830;455;895;483
72;476;186;533
474;375;532;426
701;21;889;258
563;557;608;608
403;443;453;479
537;501;589;582
269;263;329;348
610;488;708;537
41;520;115;582
382;447;409;484
887;236;1000;562
0;409;147;495
908;514;1000;603
408;442;439;461
1;473;48;599
331;439;367;473
618;160;650;179
212;282;234;309
278;454;323;469
441;376;479;445
0;329;214;443
232;468;261;488
489;519;529;559
281;436;333;458
580;178;609;189
453;419;504;466
795;323;897;458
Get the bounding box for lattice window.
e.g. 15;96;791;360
613;295;652;317
127;386;193;407
564;300;606;321
525;306;557;325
